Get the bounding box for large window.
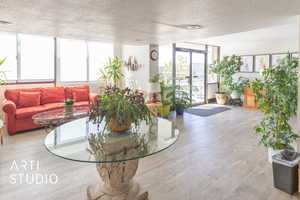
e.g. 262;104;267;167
207;46;219;83
159;45;173;82
0;33;17;81
20;34;55;81
88;42;113;81
59;39;87;82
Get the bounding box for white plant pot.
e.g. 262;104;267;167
230;90;240;99
267;143;298;163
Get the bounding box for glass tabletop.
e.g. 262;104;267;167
44;117;179;163
33;106;89;124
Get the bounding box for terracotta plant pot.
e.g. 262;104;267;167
64;105;74;114
215;93;228;105
108;117;131;132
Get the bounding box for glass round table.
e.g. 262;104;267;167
45;117;179;200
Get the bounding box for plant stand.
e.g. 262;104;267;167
87;160;148;200
272;152;300;194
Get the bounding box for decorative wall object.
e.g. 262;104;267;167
292;53;298;59
240;56;254;72
125;56;141;71
272;53;288;66
255;55;270;72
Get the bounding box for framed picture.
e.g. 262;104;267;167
240;56;254;72
291;53;298;59
271;53;288;67
255;55;270;72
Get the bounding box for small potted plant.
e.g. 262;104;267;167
64;99;74;114
89;87;153;132
210;55;242;104
174;91;190;115
229;77;250;99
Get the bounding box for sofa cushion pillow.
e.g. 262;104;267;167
65;85;90;99
18;92;41;108
72;89;89;102
41;87;65;104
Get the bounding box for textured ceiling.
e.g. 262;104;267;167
0;0;300;44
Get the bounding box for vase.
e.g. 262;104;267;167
215;93;228;105
108;117;131;132
64;105;74;114
160;105;170;118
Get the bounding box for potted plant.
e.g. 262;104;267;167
89;87;153;132
150;74;176;117
0;57;7;85
229;77;250;100
174;90;190;115
103;56;124;87
64;99;74;114
210;55;242;104
252;55;298;161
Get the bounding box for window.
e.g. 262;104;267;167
0;33;17;81
20;34;55;81
88;42;113;81
159;45;173;81
59;39;87;82
207;46;219;83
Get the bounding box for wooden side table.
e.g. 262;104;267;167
0;120;3;145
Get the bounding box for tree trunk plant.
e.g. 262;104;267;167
252;55;298;157
103;56;124;87
210;55;242;104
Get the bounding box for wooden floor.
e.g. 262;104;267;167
0;105;299;200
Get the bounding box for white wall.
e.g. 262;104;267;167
122;45;151;92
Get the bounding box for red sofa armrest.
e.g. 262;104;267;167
89;93;100;105
2;99;17;135
3;100;16;115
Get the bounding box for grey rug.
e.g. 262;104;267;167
186;106;231;117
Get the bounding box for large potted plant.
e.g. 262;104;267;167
210;55;242;104
252;55;298;161
229;77;250;100
89;87;153;132
252;55;299;194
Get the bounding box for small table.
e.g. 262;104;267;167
0;120;3;145
33;106;89;130
44;117;179;200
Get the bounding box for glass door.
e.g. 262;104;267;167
175;49;206;105
191;52;205;103
175;51;191;100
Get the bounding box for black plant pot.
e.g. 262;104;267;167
176;107;184;115
272;151;300;194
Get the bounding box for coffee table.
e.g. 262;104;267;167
44;117;179;200
33;106;89;129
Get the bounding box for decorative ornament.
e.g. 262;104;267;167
125;56;141;71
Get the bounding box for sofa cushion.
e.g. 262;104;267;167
42;102;65;110
41;87;65;104
18;92;41;108
65;85;90;100
16;106;48;119
5;88;41;107
72;89;89;102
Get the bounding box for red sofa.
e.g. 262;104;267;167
2;85;98;135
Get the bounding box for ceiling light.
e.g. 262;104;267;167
0;20;12;25
176;24;202;30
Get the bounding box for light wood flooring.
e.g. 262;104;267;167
1;105;299;200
